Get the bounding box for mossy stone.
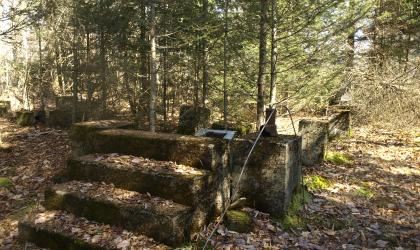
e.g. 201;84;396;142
16;111;35;126
225;210;253;233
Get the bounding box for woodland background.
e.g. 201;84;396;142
0;0;419;130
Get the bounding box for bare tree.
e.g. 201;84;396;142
256;0;268;128
149;0;157;132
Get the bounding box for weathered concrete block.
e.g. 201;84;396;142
90;129;231;218
70;120;136;157
65;154;210;207
225;210;253;233
298;119;328;166
70;126;231;228
44;181;191;246
48;110;73;128
231;134;302;216
177;105;210;135
16;111;35;126
90;129;226;171
0;101;11;117
19;211;169;250
328;110;351;139
56;96;74;110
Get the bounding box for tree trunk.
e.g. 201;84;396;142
269;0;278;106
86;30;93;119
256;0;268;128
99;25;107;118
139;0;149;118
201;0;209;107
54;41;64;94
37;27;44;110
149;0;157;132
194;42;200;108
223;0;229;129
72;20;79;123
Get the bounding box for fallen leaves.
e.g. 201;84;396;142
1;118;419;249
24;210;168;249
92;153;207;176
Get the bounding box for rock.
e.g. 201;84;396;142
225;210;254;233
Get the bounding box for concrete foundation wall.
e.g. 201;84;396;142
71;121;303;217
299;119;328;166
231;134;302;216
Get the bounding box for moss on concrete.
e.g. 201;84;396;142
44;184;192;246
280;186;311;230
66;155;210;207
225;210;253;233
70;120;136;156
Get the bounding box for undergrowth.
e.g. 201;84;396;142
304;175;331;191
325;151;352;165
0;177;12;188
281;186;311;230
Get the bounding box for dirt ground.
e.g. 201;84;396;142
0;118;418;249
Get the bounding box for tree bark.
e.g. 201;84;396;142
149;0;157;132
72;17;79;123
139;0;149;117
269;0;278;106
223;0;229;129
201;0;209;107
99;0;107;118
256;0;268;128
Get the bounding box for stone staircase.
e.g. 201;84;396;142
18;120;231;249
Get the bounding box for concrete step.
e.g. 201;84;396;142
44;181;192;246
74;128;228;171
19;210;169;250
64;154;211;207
70;120;137;157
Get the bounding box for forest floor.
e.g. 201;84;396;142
0;118;418;249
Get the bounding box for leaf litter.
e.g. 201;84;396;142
1;118;419;249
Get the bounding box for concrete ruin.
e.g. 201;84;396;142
19;119;302;248
0;101;11;117
299;119;328;166
177;105;210;135
48;96;102;128
298;108;351;166
15;111;35;126
231;134;301;216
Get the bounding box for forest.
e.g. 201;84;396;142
0;0;419;249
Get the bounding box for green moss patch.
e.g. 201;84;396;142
325;151;352;165
355;186;376;199
280;187;311;230
225;210;253;233
304;175;331;191
350;181;376;199
0;177;13;188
